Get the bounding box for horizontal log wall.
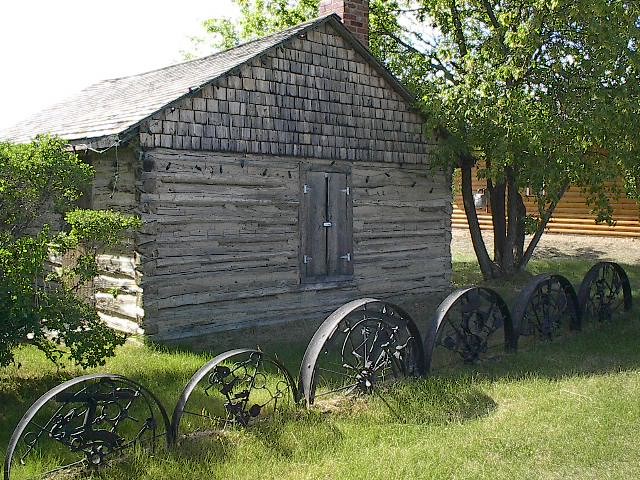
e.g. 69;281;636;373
453;166;640;237
133;19;451;342
86;148;143;333
138;149;451;341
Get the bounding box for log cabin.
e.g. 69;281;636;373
453;165;640;238
1;1;452;345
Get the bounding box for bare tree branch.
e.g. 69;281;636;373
371;27;459;84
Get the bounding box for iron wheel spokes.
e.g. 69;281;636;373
578;262;633;325
299;299;425;406
424;287;514;372
171;349;297;440
512;274;580;350
4;374;170;480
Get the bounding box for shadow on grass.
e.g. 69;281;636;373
362;379;497;426
2;259;638;477
0;371;77;452
434;312;640;385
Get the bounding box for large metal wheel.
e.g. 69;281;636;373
423;287;515;372
512;274;580;349
171;349;296;440
298;298;425;406
577;261;632;324
4;374;170;480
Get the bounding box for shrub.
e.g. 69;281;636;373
0;136;138;367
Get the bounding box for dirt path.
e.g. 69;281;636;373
451;228;640;265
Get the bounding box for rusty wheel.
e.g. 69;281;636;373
512;274;580;349
423;287;515;371
3;374;170;480
171;349;296;440
577;262;632;325
298;298;425;406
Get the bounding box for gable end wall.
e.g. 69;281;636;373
139;22;434;164
134;21;451;343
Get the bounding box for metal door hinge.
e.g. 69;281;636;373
303;184;310;194
340;253;352;262
303;255;312;264
340;187;350;195
322;221;332;227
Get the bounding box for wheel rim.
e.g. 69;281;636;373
578;262;632;324
298;298;424;406
4;374;170;480
513;274;580;349
171;349;296;440
424;287;514;371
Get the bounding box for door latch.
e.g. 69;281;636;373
322;222;332;227
340;253;352;262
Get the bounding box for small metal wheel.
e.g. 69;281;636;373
171;349;296;440
298;298;425;406
577;261;632;324
512;274;580;349
4;374;170;480
423;287;515;372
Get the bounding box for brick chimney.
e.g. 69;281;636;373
319;0;369;47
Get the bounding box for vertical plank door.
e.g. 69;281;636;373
327;172;353;276
305;171;328;278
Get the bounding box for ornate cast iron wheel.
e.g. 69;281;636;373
171;349;296;440
423;287;515;372
577;261;632;325
298;298;425;406
4;374;171;480
512;274;580;349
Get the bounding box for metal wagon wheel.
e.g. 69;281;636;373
577;261;632;325
3;374;171;480
171;349;297;441
512;274;580;349
423;287;515;372
298;298;425;407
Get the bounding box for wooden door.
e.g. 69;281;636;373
301;169;352;281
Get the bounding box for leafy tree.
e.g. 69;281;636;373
0;136;139;367
197;0;640;279
190;0;318;54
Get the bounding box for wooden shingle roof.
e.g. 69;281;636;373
1;14;415;146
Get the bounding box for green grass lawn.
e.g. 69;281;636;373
2;258;639;479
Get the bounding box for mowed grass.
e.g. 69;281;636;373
1;258;640;479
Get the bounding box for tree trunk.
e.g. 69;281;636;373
519;183;570;268
460;157;500;279
502;166;526;274
487;177;507;265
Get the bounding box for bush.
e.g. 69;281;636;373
0;136;139;368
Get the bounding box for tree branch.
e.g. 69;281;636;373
519;181;570;267
480;0;508;55
372;28;459;84
449;0;468;57
460;156;501;279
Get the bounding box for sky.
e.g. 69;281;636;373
0;0;239;130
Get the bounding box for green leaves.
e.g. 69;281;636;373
65;209;142;249
0;135;93;234
0;137;132;369
196;0;319;52
195;1;639;274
